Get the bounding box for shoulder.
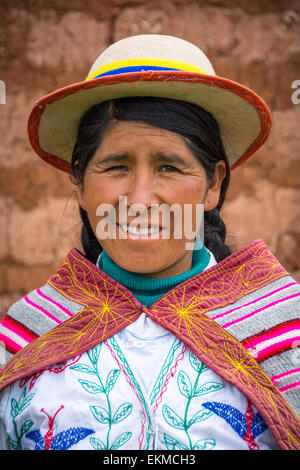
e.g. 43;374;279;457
0;282;84;367
215;269;300;416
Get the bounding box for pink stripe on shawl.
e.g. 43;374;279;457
222;292;300;329
272;368;300;384
278;381;300;393
0;332;25;354
212;282;296;322
254;336;300;362
243;320;300;361
36;288;73;318
244;321;300;348
23;296;61;324
1;316;37;344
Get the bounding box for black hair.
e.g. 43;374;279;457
70;97;231;264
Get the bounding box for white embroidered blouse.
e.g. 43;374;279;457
0;254;279;451
0;315;278;450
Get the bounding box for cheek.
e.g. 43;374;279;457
81;180;119;236
178;180;206;228
171;179;206;205
166;180;206;239
84;177;122;209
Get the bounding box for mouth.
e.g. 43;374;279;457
117;223;168;239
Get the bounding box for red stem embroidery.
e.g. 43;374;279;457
243;399;259;450
41;405;64;450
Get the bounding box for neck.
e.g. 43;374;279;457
97;239;211;307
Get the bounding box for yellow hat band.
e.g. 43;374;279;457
85;57;208;81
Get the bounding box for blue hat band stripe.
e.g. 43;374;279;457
93;65;181;79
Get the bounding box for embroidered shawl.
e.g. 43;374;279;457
0;240;299;449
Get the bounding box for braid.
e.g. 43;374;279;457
203;155;231;262
79;207;102;265
204;208;231;262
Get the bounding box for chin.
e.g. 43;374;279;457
103;239;186;276
120;257;166;275
109;250;170;276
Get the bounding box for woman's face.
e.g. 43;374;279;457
78;120;226;278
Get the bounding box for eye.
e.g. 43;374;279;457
105;165;128;172
159;165;181;173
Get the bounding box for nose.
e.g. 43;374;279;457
125;169;160;210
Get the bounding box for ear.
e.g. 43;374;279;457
204;161;227;211
77;184;87;211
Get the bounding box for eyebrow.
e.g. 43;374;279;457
92;152;190;167
153;153;190;167
92;154;129;166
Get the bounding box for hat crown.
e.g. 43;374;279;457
88;34;215;78
29;34;271;173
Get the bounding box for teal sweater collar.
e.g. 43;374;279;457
97;238;210;307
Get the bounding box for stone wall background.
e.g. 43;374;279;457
0;0;299;316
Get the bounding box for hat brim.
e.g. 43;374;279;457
27;70;272;172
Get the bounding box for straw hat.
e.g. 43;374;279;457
27;34;272;172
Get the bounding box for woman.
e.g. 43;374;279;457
0;35;299;451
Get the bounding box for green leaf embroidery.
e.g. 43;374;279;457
90;437;106;450
18;392;35;415
105;369;120;394
193;438;216;450
112;403;132;425
20;419;34;438
188;408;214;427
111;431;132;450
177;371;192;398
8;387;35;450
20;387;26;401
72;344;134;450
78;379;104;394
164;433;189;450
8;434;19;450
194;381;224;397
90;406;110;424
189;351;208;374
161;351;222;450
88;343;102;366
10;398;18;419
162;405;185;430
70;363;97;375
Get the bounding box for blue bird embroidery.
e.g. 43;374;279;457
202;399;268;450
25;405;94;450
